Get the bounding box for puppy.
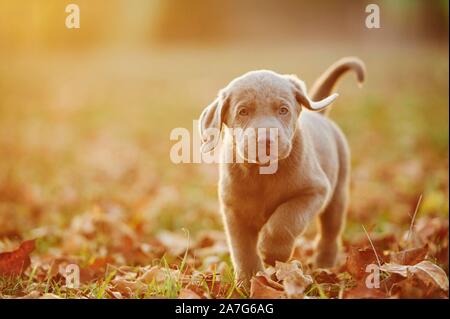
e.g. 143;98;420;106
199;57;365;286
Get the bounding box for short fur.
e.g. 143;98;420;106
199;57;365;286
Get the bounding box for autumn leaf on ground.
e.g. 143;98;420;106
274;261;313;298
106;289;123;299
250;273;285;299
0;239;35;277
343;283;388;299
346;246;385;280
312;269;340;284
390;245;428;265
391;275;448;299
111;277;147;296
409;261;449;291
178;288;202;299
80;257;113;283
380;260;449;292
137;266;162;284
410;217;449;245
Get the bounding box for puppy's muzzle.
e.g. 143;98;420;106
257;135;276;155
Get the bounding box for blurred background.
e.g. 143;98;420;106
0;0;448;247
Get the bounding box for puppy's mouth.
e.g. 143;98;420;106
236;143;291;165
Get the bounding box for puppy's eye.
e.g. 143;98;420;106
238;108;249;116
279;106;289;115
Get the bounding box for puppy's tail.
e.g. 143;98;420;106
309;57;365;116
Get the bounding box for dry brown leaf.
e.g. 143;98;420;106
80;257;112;283
112;278;147;295
178;288;202;299
250;274;285;299
107;289;123;299
255;271;284;290
390;245;428;265
409;260;449;291
313;268;340;284
381;260;449;291
379;263;409;277
283;275;313;299
273;261;313;298
0;239;35;277
343;283;388;299
274;260;302;281
412;217;449;244
391;277;424;298
346;246;385;279
138;265;167;284
391;276;448;299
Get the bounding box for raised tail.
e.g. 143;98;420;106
309;57;366;116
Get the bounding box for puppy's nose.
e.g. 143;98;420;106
257;136;275;150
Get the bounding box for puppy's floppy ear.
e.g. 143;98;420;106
198;89;230;153
287;75;338;111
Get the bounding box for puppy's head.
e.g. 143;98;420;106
199;70;338;163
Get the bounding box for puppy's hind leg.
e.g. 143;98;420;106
315;177;349;268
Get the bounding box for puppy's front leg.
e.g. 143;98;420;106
223;211;264;286
259;187;328;266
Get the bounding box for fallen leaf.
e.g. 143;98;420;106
380;260;449;291
313;268;340;284
346;247;384;280
412;217;449;244
274;260;303;281
138;265;167;284
80;257;112;283
178;288;202;299
0;239;35;277
112;278;146;295
106;289;123;299
379;263;408;277
343;283;388;299
409;260;449;291
255;271;284;290
390;245;428;265
391;276;448;299
274;261;313;298
250;274;285;299
283;275;313;298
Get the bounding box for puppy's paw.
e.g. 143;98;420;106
259;230;294;266
314;240;338;268
236;274;251;292
235;267;263;291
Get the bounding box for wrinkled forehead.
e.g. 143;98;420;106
227;71;293;105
